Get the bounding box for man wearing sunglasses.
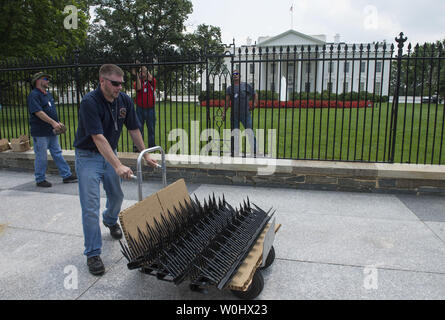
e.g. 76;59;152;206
224;69;258;155
74;64;158;276
27;72;77;188
132;65;157;149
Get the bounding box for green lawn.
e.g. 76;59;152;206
1;101;444;164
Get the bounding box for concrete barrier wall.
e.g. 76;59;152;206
1;149;445;196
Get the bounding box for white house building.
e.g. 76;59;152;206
212;29;392;98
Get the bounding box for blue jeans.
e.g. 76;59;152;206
32;136;72;183
231;112;257;154
75;149;124;258
136;107;156;148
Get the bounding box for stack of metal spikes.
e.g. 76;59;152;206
120;193;274;288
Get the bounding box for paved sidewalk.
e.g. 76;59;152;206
0;168;444;300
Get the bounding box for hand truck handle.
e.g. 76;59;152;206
135;146;166;201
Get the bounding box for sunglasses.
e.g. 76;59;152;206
103;77;123;87
41;77;49;81
232;73;240;76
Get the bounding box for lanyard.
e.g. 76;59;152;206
108;103;118;131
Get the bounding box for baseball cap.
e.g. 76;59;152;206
31;72;52;87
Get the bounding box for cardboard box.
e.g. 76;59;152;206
10;135;31;152
0;139;10;152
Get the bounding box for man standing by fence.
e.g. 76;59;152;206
27;72;77;188
224;69;258;155
74;64;157;276
132;65;157;149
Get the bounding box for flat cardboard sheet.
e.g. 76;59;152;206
227;223;281;291
227;223;280;291
119;192;163;249
156;178;191;216
119;179;189;256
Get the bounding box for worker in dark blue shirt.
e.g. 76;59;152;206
27;72;77;187
74;64;157;276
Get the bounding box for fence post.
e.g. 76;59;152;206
389;32;407;163
229;41;235;157
204;46;210;126
74;48;81;109
203;45;212;153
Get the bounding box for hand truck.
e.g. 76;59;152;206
121;147;280;299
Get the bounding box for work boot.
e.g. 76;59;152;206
103;222;123;240
87;256;105;276
63;174;78;183
36;180;52;188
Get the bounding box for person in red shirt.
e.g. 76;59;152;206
132;65;157;148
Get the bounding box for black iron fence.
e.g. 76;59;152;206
0;33;444;164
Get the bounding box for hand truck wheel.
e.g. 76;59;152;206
260;246;275;270
230;270;264;300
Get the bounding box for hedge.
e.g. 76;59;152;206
200;99;374;108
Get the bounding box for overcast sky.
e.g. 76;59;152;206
186;0;445;46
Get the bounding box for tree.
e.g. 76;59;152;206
390;39;445;99
0;0;89;59
182;24;225;57
0;1;90;107
88;0;193;61
86;1;225;100
180;24;227;95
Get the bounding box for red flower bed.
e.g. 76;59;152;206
200;99;374;108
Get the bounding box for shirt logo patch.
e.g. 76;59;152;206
119;107;127;119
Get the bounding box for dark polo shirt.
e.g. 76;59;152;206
74;86;140;151
27;88;59;137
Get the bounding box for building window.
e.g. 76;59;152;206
344;62;350;73
343;82;349;93
250;63;254;74
271;63;276;74
287;64;295;86
305;82;311;92
270;82;275;92
360;62;366;73
360;82;365;91
287;63;294;78
376;62;382;73
328;62;334;73
306;62;311;74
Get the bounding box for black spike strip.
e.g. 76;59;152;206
119;240;131;261
189;205;274;289
121;195;274;289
